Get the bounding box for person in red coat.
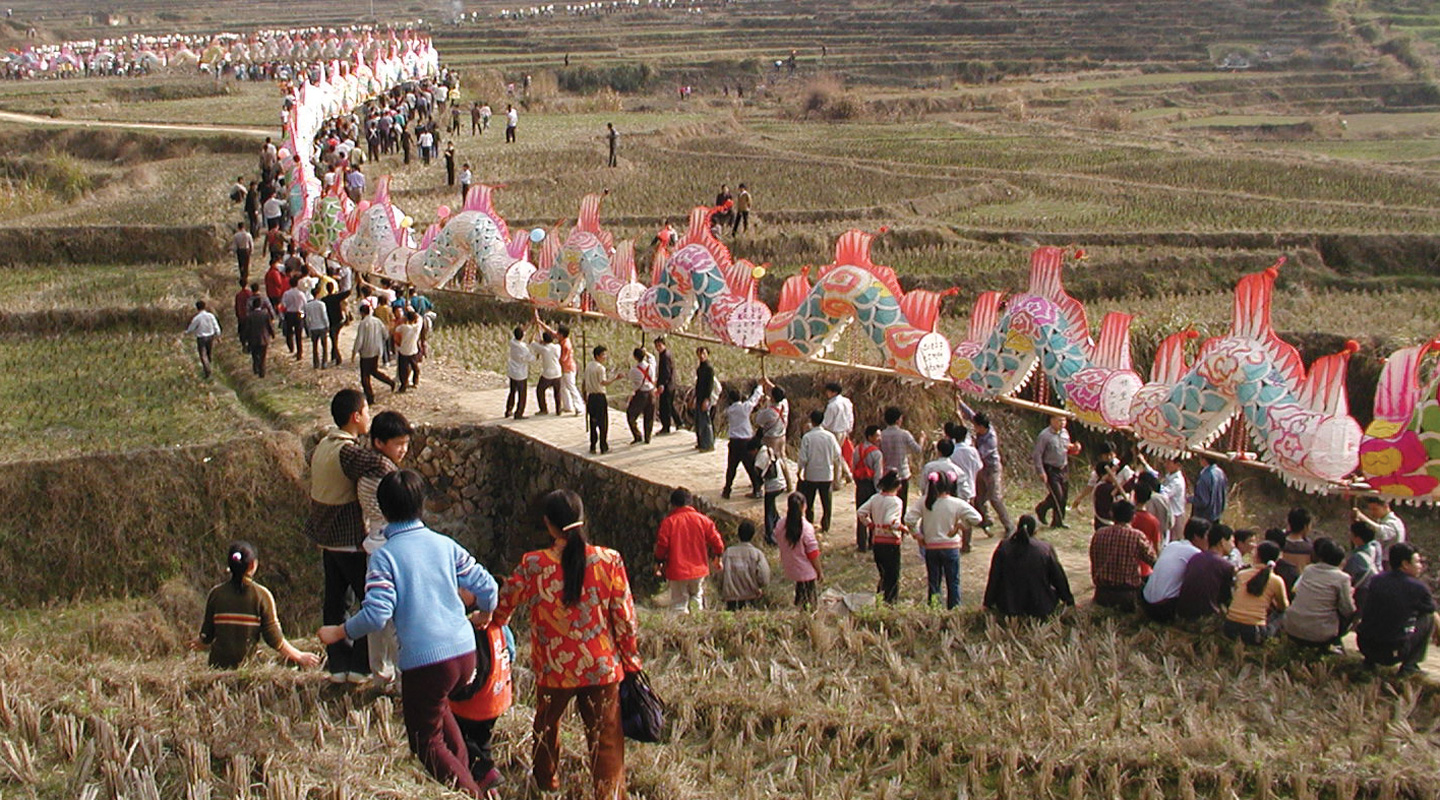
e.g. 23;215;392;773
654;487;724;614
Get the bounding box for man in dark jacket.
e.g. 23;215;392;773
655;336;676;435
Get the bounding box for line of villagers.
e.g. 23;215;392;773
191;390;643;800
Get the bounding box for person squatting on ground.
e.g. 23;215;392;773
319;469;500;798
194;541;321;670
983;515;1075;618
494;490;640;799
720;521;770;610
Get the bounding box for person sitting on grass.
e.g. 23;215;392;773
775;493;822;610
1174;524;1236;622
720;520;771;611
1264;527;1302;592
1223;540;1290;645
983;514;1074;619
1344;521;1382;591
1142;518;1210;623
1283;537;1356;652
1355;543;1440;677
194;541;321;670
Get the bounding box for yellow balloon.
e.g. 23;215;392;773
751;266;766;280
400;215;414;228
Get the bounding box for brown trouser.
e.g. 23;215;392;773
533;681;626;800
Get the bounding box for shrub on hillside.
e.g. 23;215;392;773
798;75;861;120
556;62;656;94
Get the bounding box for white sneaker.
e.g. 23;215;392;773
327;672;347;684
345;672;370;684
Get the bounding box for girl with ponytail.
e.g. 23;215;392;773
982;515;1075;618
776;491;823;609
905;471;980;609
492;489;641;799
195;541;321;670
1224;540;1290;645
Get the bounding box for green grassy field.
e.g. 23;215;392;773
0;331;261;462
0;263;205;312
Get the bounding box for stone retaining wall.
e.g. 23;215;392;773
406;423;750;593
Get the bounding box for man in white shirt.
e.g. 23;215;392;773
1155;455;1188;542
722;382;765;499
394;309;423;392
504;104;518;143
1141;518;1208;622
351;304;396;404
505;325;535;419
185;300;221;379
530;331;563;414
946;424;984;503
232;222;253;283
302;291;331;370
1353;496;1407;558
280;281;307;361
626;347;658;445
920;440;966;499
458;163;472;202
797;410;849;532
262;194;284;230
821;381;855;467
583;345;618;454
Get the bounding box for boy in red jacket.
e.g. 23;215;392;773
655;487;724;614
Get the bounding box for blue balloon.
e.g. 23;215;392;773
529;228;546;244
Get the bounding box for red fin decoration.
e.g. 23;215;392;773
898;287;958;333
1026;246;1090;348
1373;341;1440;424
419;223;440;250
1151;329;1199;383
678;206;733;272
967;292;1004;342
1093;312;1134;371
507;229;529;261
827;230;906;299
371;175;391;207
536;227;562;271
776;267;813;315
724;259;757;299
650;244;668;287
465;185;511;247
576;193;603;233
1298;340;1360;417
613;240;637;283
1230;258;1304;385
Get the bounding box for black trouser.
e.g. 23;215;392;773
725;437;759;494
250;343;267;377
587;392;609;452
321;549;370;676
607;145;617;167
731;210;749;235
536;376;561;413
397;352;418;387
627;390;654;442
763;490;781;544
657;385;676;432
455;715;498;780
446;164;455;185
854;478;876;551
799;479;833;532
1093;584;1140;611
195;335;215;378
505;124;516;143
1036;464;1069;526
506;378;528;417
897;477;911;522
1141;596;1178;623
360;356;395;404
873;543;901;604
236;248;251;282
1359;614;1434;669
795;580;817;610
460;182;470;202
725;599;755;611
283;312;303;357
308;330;328;368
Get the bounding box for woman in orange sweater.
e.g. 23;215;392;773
1225;540;1291;645
493;490;641;800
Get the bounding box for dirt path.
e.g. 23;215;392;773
0;109;273;138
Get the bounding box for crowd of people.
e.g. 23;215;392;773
196;390;641;799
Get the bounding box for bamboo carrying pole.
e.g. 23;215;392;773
497;294;1373;495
